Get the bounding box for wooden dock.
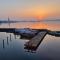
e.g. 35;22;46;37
24;31;47;50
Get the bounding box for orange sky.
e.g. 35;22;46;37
0;0;60;20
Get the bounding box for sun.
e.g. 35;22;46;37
35;15;47;20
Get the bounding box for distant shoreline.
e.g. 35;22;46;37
0;19;60;23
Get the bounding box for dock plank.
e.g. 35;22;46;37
25;31;47;50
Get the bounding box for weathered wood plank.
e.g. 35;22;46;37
24;31;47;50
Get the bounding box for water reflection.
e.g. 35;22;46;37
2;35;11;49
1;32;41;52
0;29;60;53
1;32;27;49
10;34;12;41
7;37;9;45
0;31;60;60
0;21;60;60
0;21;60;31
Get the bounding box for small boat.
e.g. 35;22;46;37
48;31;60;37
55;31;60;36
15;28;39;38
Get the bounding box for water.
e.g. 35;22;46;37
0;21;60;60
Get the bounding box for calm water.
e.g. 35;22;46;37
0;21;60;60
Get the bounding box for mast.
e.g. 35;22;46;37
8;17;10;28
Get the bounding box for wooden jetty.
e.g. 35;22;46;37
24;31;47;50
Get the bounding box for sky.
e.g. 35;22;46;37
0;0;60;20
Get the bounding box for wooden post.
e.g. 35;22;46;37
3;40;5;48
7;37;9;45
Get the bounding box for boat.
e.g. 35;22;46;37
15;28;39;38
48;31;60;37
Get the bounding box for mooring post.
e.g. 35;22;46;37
14;35;16;39
10;34;12;41
3;40;5;48
7;37;9;45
